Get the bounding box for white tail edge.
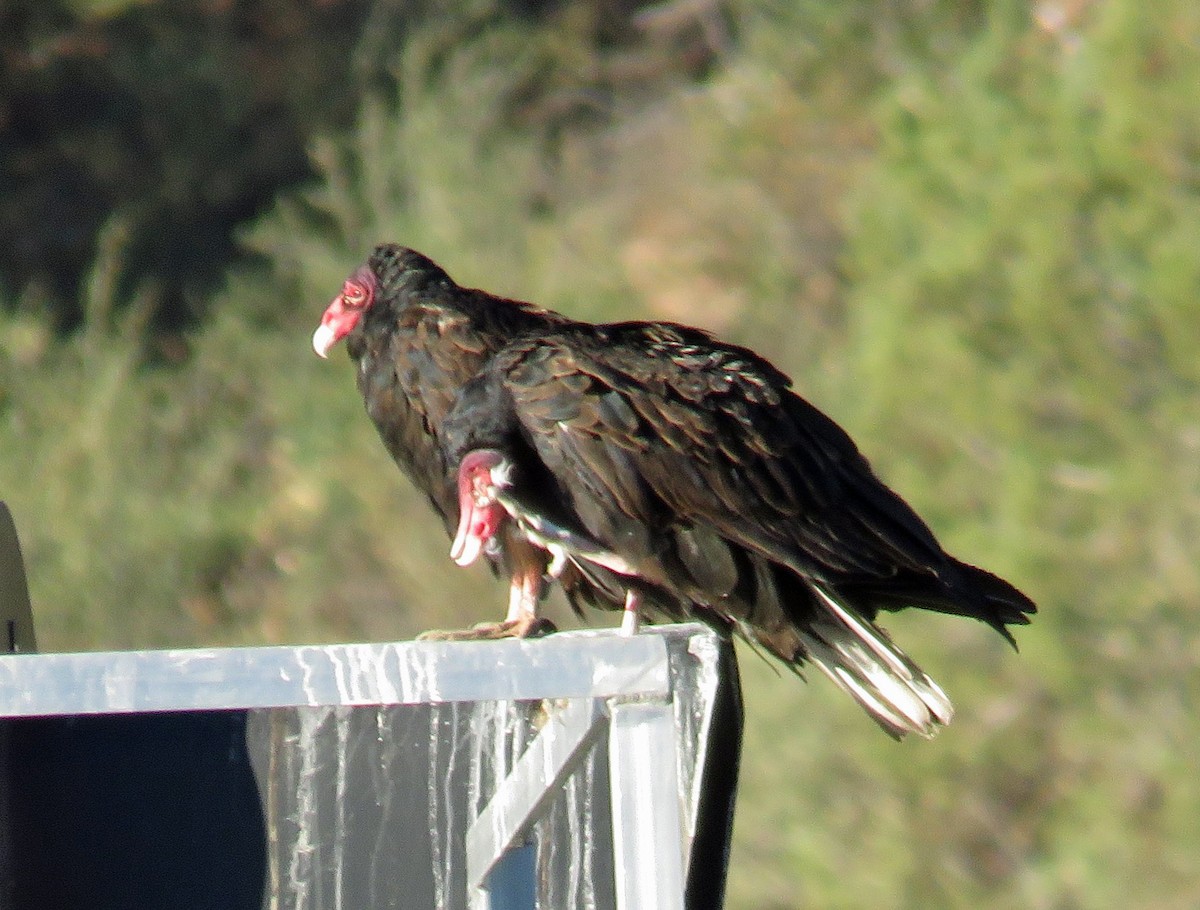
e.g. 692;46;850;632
799;584;954;739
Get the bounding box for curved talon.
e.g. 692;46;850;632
417;615;556;642
520;617;558;638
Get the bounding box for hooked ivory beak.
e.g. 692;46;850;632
312;322;337;358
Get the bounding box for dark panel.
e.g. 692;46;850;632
3;711;266;910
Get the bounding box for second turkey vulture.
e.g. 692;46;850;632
314;244;1036;738
313;243;618;637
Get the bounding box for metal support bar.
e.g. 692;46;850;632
608;699;686;910
0;632;670;716
467;698;609;897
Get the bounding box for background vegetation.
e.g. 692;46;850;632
3;0;1198;907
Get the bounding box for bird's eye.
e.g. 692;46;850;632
343;283;367;306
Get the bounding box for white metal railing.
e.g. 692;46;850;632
0;623;735;909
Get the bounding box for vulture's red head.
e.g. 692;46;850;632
312;265;377;358
450;449;513;568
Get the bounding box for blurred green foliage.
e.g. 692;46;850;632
2;0;1199;907
0;0;720;330
0;0;393;329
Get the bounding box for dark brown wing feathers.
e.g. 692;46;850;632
453;323;1033;649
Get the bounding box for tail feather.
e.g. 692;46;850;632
800;584;953;739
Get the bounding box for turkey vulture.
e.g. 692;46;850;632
313;244;597;637
314;244;1036;738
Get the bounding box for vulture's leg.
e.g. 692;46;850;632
496;561;555;638
619;589;642;636
421;534;555;641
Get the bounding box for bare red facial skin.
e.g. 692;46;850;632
450;450;508;567
313;265;376;357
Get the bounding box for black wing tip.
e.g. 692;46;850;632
981;581;1037;652
944;559;1036;651
994;604;1036;652
992;618;1022;651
